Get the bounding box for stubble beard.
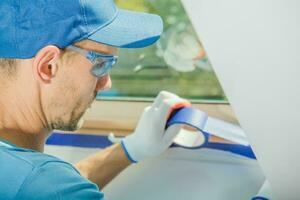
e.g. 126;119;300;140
50;91;97;131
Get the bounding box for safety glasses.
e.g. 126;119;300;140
66;45;118;78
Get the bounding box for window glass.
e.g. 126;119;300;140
97;0;226;102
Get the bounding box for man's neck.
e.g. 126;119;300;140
0;89;50;152
0;129;49;151
0;66;52;152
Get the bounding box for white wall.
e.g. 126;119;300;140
181;0;300;199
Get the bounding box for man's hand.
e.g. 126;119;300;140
121;91;190;162
76;91;190;188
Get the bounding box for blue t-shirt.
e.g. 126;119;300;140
0;140;105;200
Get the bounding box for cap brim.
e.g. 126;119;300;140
87;9;163;48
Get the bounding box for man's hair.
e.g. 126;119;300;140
0;48;77;80
0;58;18;78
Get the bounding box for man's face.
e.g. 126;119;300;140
47;40;118;131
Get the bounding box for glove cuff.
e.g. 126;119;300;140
120;139;138;163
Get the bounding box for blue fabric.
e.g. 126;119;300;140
0;0;163;59
0;141;105;200
88;9;163;48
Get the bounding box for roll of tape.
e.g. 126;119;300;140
166;107;256;159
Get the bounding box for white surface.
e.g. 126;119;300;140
104;148;264;200
253;180;273;199
181;0;300;198
45;145;265;200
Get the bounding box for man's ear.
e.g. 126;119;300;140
33;45;61;83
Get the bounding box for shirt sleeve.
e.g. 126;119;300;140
15;161;105;200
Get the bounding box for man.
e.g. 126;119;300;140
0;0;189;199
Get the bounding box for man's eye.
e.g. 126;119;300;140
92;63;102;70
94;58;105;66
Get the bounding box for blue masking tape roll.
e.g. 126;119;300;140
167;107;256;159
167;107;208;130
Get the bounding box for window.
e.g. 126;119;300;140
96;0;226;102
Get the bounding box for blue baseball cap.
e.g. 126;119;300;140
0;0;163;59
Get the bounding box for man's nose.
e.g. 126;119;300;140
95;75;111;92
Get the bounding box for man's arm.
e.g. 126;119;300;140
75;143;131;189
75;91;189;190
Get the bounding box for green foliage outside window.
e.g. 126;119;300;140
97;0;226;102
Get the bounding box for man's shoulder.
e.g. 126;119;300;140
0;145;67;167
0;146;104;200
0;146;70;200
0;147;34;200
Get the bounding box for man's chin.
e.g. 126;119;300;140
67;112;86;131
51;112;86;132
70;106;91;131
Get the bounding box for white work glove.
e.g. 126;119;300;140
120;91;190;163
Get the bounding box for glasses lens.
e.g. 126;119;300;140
172;124;206;148
91;59;113;77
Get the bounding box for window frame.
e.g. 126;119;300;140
69;100;238;136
